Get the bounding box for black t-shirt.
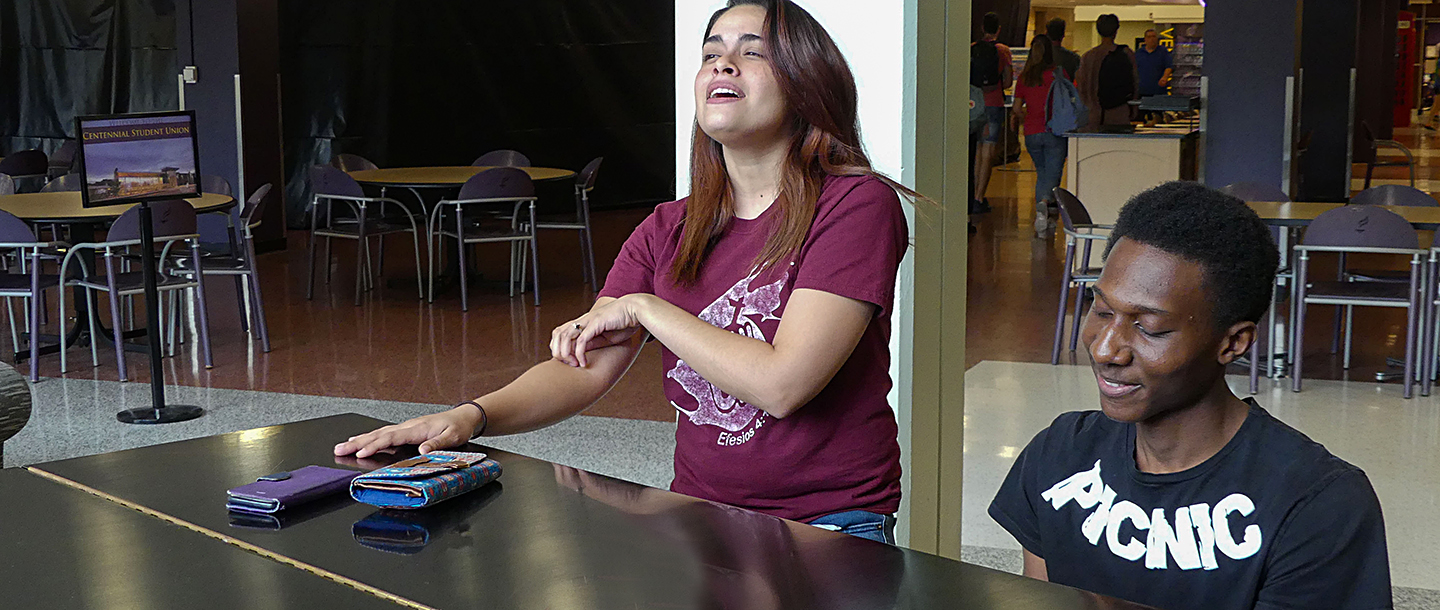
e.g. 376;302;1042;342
988;400;1392;610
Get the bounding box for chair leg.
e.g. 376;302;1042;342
247;268;272;353
529;203;541;306
1069;286;1086;353
456;207;469;312
324;236;334;285
1051;244;1076;365
27;258;40;383
306;223;318;301
354;206;368;306
1292;257;1310;393
5;298;19;356
233;275;249;333
169;292;180;357
582;197;598;288
377;237;386;281
190;244;215;369
102;254;127;381
83;289;98;370
1343;306;1354;369
1405;275;1419;400
426;207;440;303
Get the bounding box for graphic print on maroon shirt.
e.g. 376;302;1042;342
599;174;908;522
668;269;786;442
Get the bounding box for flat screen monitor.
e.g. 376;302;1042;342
75;110;202;208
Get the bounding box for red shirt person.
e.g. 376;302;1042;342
335;0;919;543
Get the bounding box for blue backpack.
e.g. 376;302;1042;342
1046;68;1089;135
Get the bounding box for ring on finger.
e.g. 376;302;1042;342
573;323;583;331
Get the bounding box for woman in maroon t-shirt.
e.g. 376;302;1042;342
336;0;919;544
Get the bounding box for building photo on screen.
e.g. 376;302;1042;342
77;111;200;207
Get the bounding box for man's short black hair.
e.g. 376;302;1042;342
1105;182;1279;329
1045;18;1067;42
1096;14;1120;38
982;12;1000;35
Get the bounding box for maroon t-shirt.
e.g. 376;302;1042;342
598;174;906;522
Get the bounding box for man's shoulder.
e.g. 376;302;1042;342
1246;405;1368;483
1030;410;1124;453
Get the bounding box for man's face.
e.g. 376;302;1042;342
1080;239;1245;424
1144;30;1159;49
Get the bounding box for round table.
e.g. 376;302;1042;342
348;166;576;187
0;192;236;223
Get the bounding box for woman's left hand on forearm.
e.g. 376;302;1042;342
556;294;650;368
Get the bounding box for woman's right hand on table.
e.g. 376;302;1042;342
333;404;483;458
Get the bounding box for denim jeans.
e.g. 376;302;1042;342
1025;131;1068;204
809;510;897;544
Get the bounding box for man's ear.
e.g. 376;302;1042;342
1217;321;1257;366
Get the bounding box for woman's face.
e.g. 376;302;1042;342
694;5;789;149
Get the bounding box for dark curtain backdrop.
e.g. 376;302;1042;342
0;0;179;157
279;0;675;225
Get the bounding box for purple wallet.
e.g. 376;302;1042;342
226;465;360;514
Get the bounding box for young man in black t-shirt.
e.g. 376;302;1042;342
989;182;1392;610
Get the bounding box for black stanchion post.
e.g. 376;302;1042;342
116;200;203;425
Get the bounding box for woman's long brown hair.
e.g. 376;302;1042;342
1019;34;1055;88
672;0;923;286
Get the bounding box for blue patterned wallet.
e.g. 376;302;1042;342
349;451;501;509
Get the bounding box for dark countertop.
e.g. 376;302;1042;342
29;413;1156;610
0;468;399;610
1066;127;1199;139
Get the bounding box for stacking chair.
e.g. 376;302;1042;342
1334;185;1438;374
535;157;602;287
330;154;379;172
171;184;273;353
39;173;80;192
0;209;67;382
0;151;48;192
1360;120;1414;190
1050;188;1108;364
57;199;215;381
472;150;531;167
1219;181;1293;393
1292;205;1424;398
428;168;539;310
307;166;424;306
47;140;77;179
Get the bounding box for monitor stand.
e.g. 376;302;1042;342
116;199;204;425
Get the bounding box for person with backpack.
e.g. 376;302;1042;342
1076;14;1137;129
1046;18;1081;81
970;11;1012;214
1012;34;1074;234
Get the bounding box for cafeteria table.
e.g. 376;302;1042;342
21;413;1156;610
347;166;578;295
0;192;236;362
0;468;399;609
